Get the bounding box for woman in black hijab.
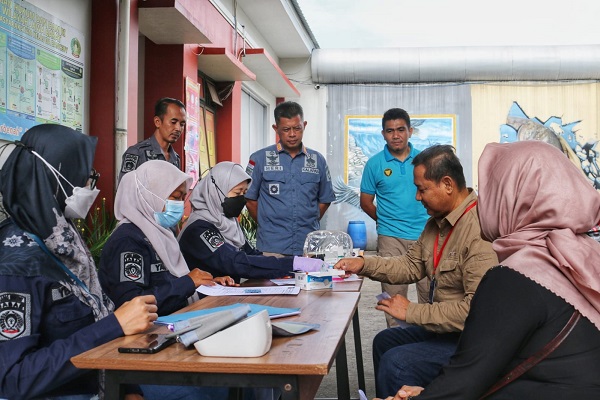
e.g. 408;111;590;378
0;124;157;400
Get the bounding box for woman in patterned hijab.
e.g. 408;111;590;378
0;124;156;399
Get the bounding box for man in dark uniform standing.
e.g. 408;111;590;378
118;97;186;183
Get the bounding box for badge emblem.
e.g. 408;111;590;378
265;151;280;166
305;154;317;169
121;252;144;282
121;153;139;173
246;160;255;176
200;230;225;252
0;292;30;340
269;183;280;195
384;168;392;177
145;150;159;160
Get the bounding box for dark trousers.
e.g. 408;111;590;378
373;326;460;398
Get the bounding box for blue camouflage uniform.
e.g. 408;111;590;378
99;223;197;316
118;135;181;183
179;219;294;281
0;219;128;399
245;143;336;256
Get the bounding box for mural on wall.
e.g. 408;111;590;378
328;114;456;250
500;102;600;189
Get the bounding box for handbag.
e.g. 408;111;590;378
479;309;581;399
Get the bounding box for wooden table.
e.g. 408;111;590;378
72;290;360;400
243;277;367;394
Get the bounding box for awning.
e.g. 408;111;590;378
197;47;256;82
139;0;212;45
242;48;300;98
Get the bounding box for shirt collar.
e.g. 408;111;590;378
440;189;477;228
384;142;414;162
276;142;308;156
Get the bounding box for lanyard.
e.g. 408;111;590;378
432;201;478;275
429;200;477;304
29;232;92;295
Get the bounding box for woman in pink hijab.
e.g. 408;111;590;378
380;140;600;399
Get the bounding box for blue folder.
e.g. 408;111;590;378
156;302;301;325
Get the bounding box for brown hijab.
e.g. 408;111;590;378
478;140;600;330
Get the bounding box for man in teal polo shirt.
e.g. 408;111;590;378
360;108;429;327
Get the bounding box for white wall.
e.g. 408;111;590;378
280;57;328;158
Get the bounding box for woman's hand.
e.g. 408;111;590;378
188;268;215;287
214;276;238;286
114;295;158;335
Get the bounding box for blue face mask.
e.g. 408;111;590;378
154;200;184;228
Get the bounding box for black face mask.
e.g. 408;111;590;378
222;195;247;218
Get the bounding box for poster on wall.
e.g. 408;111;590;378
0;0;85;141
184;77;200;186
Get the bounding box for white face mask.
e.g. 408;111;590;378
31;150;99;219
64;186;100;219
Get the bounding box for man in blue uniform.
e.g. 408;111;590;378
360;108;430;327
118;97;186;183
245;101;336;256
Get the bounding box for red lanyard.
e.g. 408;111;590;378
432;201;477;275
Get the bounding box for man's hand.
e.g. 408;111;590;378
333;257;365;276
114;295;158;335
214;276;238;286
376;294;411;321
377;385;424;399
125;395;144;400
188;268;215;287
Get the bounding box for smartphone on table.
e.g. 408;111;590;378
118;333;176;354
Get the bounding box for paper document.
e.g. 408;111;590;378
270;278;295;285
197;284;300;296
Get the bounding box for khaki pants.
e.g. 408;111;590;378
378;235;429;328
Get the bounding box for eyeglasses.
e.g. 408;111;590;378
88;168;100;190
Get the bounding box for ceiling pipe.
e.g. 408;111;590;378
311;45;600;84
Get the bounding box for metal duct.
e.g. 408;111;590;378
311;45;600;84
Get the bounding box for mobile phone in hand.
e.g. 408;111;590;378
118;333;176;354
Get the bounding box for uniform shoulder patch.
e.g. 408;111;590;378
120;252;144;282
246;159;255;176
0;292;31;340
121;153;139;173
200;229;225;252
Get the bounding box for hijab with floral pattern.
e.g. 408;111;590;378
0;124;113;321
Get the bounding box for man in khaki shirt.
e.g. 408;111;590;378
335;145;498;398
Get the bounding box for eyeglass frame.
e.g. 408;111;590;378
89;168;100;190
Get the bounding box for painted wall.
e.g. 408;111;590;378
470;82;600;190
